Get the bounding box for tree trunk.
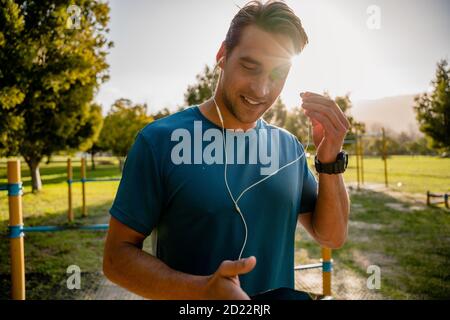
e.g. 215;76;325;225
91;152;96;170
27;159;42;192
118;157;124;173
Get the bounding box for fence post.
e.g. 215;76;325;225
355;129;360;190
322;247;332;296
360;137;365;185
381;127;388;187
67;158;73;222
81;157;87;217
8;159;26;300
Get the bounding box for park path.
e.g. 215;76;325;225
347;182;428;208
87;274;145;300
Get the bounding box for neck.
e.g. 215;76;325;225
199;97;258;131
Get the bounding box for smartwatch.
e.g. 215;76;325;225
314;151;348;174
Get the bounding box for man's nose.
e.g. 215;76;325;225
250;77;271;99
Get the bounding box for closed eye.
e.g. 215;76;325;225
241;63;257;71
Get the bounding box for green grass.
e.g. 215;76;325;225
1;155;449;299
343;155;450;194
296;189;450;299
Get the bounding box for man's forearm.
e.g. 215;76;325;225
103;242;208;299
311;173;350;248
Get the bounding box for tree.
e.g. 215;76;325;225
184;64;218;106
333;93;366;133
414;59;450;154
87;140;107;170
151;107;171;120
100;99;153;171
263;97;287;127
284;105;309;144
83;103;104;170
78;103;104;152
0;0;113;191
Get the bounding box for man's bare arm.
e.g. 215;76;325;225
298;173;350;249
298;91;351;249
103;216;256;299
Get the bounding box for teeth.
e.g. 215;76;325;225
244;96;260;105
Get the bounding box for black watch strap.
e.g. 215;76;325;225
314;151;348;174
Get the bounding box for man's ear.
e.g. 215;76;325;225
216;42;226;68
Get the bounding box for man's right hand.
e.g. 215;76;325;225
204;256;257;300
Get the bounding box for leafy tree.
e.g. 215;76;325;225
83;103;105;170
87;140;107;170
100;99;153;171
414;59;450;154
0;0;113;191
284;105;310;144
151;107;171;120
184;64;218;106
78;103;104;152
263;97;287;127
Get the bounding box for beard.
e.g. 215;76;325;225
221;87;266;125
221;89;241;121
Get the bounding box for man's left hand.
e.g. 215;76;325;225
300;91;350;163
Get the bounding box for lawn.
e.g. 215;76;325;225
296;189;450;299
1;155;449;299
343;155;450;194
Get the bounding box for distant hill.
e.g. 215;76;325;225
352;94;420;134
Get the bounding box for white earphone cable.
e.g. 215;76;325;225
211;62;311;260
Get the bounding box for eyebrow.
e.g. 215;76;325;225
239;56;292;70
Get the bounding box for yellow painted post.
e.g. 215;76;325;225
381;128;388;187
81;157;87;217
322;247;332;296
67;158;73;222
8;159;25;300
355;129;360;190
360;137;365;185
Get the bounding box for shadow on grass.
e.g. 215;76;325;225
0;200;113;300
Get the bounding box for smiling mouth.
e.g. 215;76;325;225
241;95;265;107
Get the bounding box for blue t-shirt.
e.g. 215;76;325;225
110;105;318;296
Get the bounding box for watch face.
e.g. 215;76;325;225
336;152;348;171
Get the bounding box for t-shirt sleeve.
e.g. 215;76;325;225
109;132;163;236
296;142;318;215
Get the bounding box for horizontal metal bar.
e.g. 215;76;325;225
294;263;323;271
68;178;121;183
82;178;121;182
21;224;109;233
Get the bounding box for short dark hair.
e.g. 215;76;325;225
224;1;309;56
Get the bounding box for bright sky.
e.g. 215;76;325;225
95;0;450;114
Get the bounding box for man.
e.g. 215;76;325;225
103;0;350;300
